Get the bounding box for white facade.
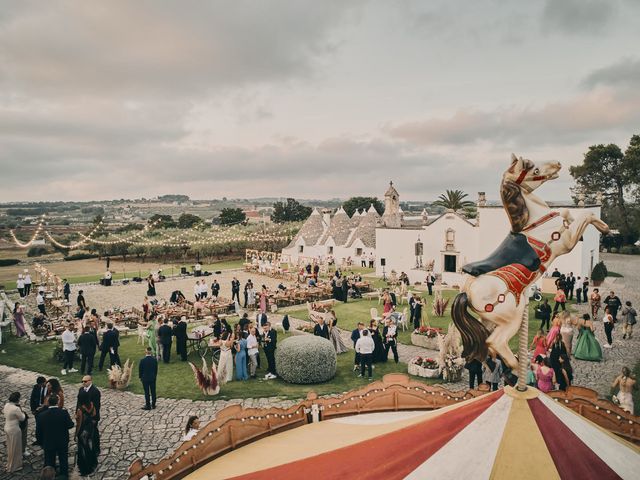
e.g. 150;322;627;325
375;205;601;285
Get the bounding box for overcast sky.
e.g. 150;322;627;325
1;0;639;203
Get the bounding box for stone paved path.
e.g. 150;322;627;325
0;365;297;480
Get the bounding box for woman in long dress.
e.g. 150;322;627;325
247;282;255;309
12;302;27;337
612;367;636;414
529;329;547;359
369;320;385;363
574;314;602;361
147;275;156;297
235;333;248;381
546;314;561;347
559;313;575;356
147;315;158;357
328;311;349;354
590;288;601;320
216;332;234;385
536;358;556;393
259;285;268;313
75;390;100;476
4;392;26;473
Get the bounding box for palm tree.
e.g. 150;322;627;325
432;189;475;211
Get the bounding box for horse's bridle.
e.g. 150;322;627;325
514;167;555;185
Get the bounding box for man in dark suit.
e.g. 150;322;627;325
98;323;121;371
262;322;277;379
313;317;330;340
78;326;98;375
30;376;47;415
77;290;87;310
211;279;220;299
77;376;101;421
139;347;158;410
39;394;74;477
231;277;240;304
173;316;188;362
158;318;173;363
63;279;71;302
256;311;268;328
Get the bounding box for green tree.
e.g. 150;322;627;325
432;190;475;211
177;213;203;229
570;135;640;243
148;214;177;229
342;197;384;217
218;208;246;226
271;198;312;223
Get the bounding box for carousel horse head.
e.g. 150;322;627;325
503;154;561;193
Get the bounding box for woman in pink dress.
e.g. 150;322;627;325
259;285;268;313
546;314;561;347
530;329;547;358
12;302;27;337
382;291;393;316
536;357;556;393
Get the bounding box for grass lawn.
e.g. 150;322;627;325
0;329;436;401
285;292;574;351
0;258;245;289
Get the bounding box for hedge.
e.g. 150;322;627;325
63;253;99;261
275;335;337;384
0;259;20;267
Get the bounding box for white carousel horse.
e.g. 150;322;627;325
452;154;609;369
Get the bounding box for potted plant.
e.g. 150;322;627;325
408;356;441;378
591;261;607;287
411;326;442;349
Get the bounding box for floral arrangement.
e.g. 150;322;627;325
408;356;441;378
437;324;465;382
416;326;442;338
189;357;220;396
432;291;450;317
296;323;314;333
107;359;133;390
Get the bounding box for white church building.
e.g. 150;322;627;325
375;190;602;288
282;182;602;288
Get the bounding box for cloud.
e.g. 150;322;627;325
0;0;361;99
541;0;616;35
386;88;640;147
582;57;640;89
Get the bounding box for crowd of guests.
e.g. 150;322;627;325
4;375;101;477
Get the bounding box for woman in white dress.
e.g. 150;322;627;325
247;281;256;309
612;367;636;414
4;392;26;473
216;332;235;385
327;311;349;354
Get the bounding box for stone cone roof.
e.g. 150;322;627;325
286;209;327;247
320;207;353;245
347;205;379;248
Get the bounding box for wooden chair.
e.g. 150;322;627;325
370;307;383;323
396;308;409;331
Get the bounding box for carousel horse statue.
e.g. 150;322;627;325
452;154;609;369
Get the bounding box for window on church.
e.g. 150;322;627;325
328;246;334;254
356;248;363;256
298;245;304;254
444;254;457;273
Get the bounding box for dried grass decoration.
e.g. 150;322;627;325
107;359;133;390
189;357;220;396
431;290;450;317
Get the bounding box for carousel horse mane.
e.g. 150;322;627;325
501;179;529;233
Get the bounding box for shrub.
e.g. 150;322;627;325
27;246;50;257
591;261;608;282
619;245;640;255
610;247;618;254
275;335;337;384
63;252;98;261
0;259;20;267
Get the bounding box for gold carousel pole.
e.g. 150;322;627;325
516;295;530;391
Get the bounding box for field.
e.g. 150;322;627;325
0;330;437;401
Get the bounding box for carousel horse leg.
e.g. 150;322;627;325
485;300;525;370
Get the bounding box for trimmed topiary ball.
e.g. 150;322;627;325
275;335;337;384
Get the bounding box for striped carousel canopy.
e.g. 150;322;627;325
185;387;639;480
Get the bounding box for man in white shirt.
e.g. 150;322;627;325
194;262;202;277
17;274;25;297
200;279;208;299
194;281;201;301
24;270;32;296
355;329;375;379
61;324;78;375
104;270;112;286
36;291;47;316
